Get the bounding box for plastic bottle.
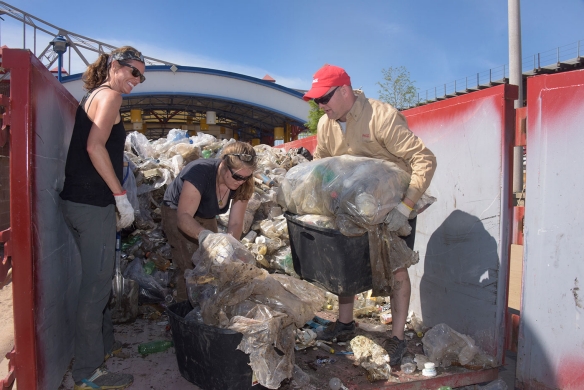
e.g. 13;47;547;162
353;306;378;318
330;377;349;390
241;230;257;244
410;313;424;338
315;341;335;354
329;377;349;390
291;364;310;388
380;312;393;324
143;260;156;275
255;172;275;187
401;354;416;374
138;340;173;355
422;362;437;377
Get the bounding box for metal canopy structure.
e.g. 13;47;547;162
119;93;304;140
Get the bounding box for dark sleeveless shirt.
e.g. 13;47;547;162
163;159;234;218
59;87;126;207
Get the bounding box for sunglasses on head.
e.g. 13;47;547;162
227;165;253;182
225;153;256;162
118;61;146;83
111;49;145;63
313;86;340;105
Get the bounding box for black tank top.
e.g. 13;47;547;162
59;86;126;207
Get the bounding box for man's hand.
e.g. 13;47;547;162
198;229;213;245
114;191;135;230
384;202;412;236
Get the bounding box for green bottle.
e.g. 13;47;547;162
143;260;156;275
138;340;174;355
438;387;452;390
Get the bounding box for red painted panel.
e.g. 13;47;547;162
515;107;527;146
520;68;584;389
513;206;524;245
3;48;38;390
4;48;79;390
276;135;317;154
557;356;584;390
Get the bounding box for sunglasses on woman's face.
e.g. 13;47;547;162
118;61;146;83
226;153;256;162
227;165;253;182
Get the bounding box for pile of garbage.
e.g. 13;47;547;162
114;129;310;310
184;231;325;388
113;130;327;388
113;129;495;387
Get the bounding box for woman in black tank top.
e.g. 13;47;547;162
59;46;145;389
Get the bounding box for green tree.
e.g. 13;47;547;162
377;66;418;110
304;99;325;134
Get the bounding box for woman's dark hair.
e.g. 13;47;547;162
220;141;258;201
82;46;144;90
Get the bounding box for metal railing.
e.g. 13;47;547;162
0;1;174;73
415;39;583;107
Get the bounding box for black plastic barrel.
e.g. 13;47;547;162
284;212;373;296
167;301;256;390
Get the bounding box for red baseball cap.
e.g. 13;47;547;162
303;64;351;101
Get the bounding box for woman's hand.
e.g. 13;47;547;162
114;191;135;229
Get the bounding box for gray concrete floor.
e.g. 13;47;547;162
499;350;517;389
57;315;517;389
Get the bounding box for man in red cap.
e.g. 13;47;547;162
303;64;437;367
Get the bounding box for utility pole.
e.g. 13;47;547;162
508;0;523;108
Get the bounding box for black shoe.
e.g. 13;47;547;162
316;320;356;342
383;336;407;366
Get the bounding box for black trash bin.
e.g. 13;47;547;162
167;301;256;390
284;212;372;296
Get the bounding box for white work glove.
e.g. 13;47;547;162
198;229;213;245
114;191;135;230
384;202;412;236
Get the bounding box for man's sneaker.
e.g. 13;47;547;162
316;320;356;342
104;340;123;361
74;368;133;390
383;336;407;366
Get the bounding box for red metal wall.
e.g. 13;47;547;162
518;68;584;390
4;48;80;390
277;135;317;154
0;142;9;232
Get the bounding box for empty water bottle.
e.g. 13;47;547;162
329;377;348;390
138;340;173;355
291;364;310;388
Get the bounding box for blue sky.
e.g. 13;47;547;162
3;0;584;98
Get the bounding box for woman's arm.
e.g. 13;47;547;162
86;90;125;194
176;181;207;240
227;199;249;240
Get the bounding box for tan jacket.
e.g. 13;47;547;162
314;91;436;204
